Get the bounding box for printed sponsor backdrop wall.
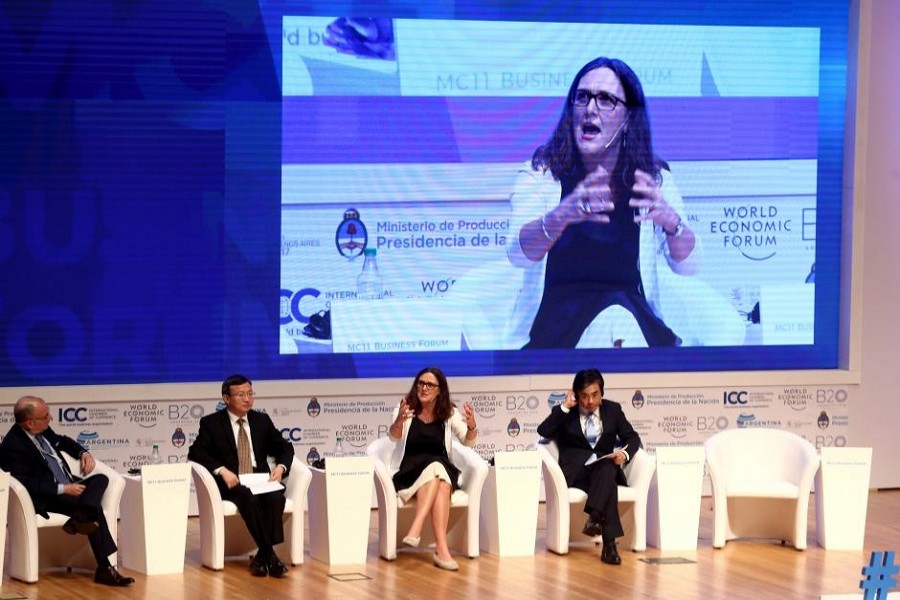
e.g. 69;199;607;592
0;382;854;513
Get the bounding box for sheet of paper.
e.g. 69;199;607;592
239;472;285;495
584;448;621;466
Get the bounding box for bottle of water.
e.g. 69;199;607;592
356;247;384;300
333;436;345;458
149;444;162;465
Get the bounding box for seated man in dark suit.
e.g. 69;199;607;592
0;396;135;586
188;374;295;577
536;368;642;565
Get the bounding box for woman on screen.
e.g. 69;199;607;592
385;367;477;571
505;56;743;348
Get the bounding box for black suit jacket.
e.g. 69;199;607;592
187;409;294;496
0;424;86;517
536;399;641;485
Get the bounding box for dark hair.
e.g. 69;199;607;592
573;368;605;395
222;374;252;396
532;57;667;194
404;367;454;422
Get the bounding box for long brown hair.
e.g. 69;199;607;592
532;57;667;193
404;366;454;422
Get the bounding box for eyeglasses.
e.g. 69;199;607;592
31;413;51;422
572;89;627;111
229;391;255;400
416;381;439;391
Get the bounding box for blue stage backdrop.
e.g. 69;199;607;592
0;0;848;385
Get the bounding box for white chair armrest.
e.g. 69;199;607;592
283;457;312;506
535;441;571;554
623;448;656;492
450;442;489;497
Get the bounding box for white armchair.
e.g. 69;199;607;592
6;456;124;583
536;440;655;554
705;427;819;550
367;436;489;561
189;456;312;570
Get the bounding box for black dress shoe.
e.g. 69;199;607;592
268;553;289;578
63;517;100;536
250;554;269;577
582;519;602;538
601;542;622;565
94;565;135;586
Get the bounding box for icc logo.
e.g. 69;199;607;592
723;391;748;405
281;427;302;443
335;208;368;259
306;447;321;466
507;418;521;437
632;390;645;409
58;407;88;423
817;411;830;430
307;398;321;417
172;428;186;448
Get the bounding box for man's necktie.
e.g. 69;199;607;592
237;418;252;475
36;434;72;484
585;414;598;447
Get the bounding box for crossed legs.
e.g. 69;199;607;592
404;478;454;562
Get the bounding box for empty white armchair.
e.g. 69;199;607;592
189;456;312;570
536;440;655;554
6;456;124;583
705;428;819;550
367;436;489;561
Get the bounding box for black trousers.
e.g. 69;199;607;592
569;459;623;543
221;485;287;552
42;474;117;562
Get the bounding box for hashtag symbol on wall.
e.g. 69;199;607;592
860;550;899;600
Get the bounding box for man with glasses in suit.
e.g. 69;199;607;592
0;396;135;586
188;374;295;577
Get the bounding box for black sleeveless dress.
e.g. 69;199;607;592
392;418;461;494
525;179;679;348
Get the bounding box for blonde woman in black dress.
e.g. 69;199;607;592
386;367;477;570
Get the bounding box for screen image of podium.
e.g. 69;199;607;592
330;298;462;354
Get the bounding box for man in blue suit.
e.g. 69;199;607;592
188;374;295;577
537;368;642;565
0;396;134;586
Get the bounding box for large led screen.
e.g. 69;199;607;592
0;1;847;385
